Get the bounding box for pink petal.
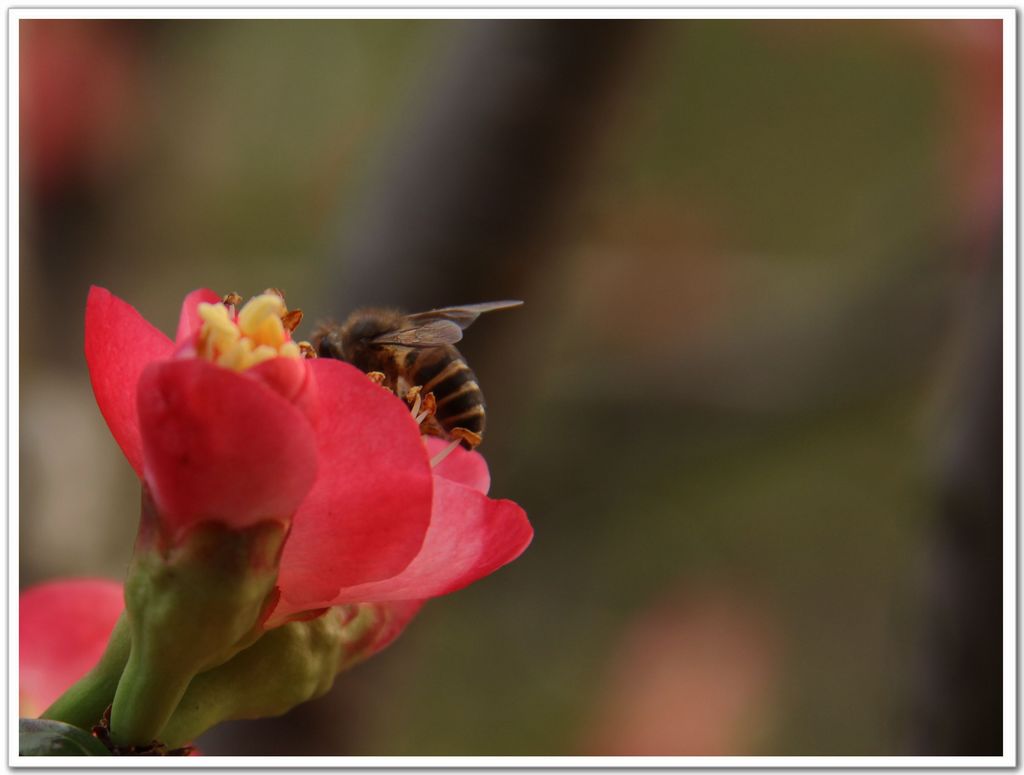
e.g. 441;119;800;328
19;579;124;717
137;358;318;535
329;477;532;604
274;359;434;617
85;286;174;477
425;436;490;494
249;356;315;417
175;288;221;345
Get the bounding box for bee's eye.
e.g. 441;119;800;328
317;337;338;359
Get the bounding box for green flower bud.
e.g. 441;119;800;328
159;607;350;747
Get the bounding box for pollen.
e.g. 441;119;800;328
237;295;288;348
197;292;303;372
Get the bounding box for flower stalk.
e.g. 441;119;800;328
41;613;130;731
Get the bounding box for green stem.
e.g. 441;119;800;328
109;643;194;747
42;613;131;730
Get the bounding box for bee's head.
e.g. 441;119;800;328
320;308;404;364
311;323;346;361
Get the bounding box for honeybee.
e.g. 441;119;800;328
312;301;523;448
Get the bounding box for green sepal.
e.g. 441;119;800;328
335;603;392;672
19;718;111;756
109;491;288;747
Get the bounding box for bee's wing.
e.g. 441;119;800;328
370;301;523;347
405;300;524;329
370;319;466;347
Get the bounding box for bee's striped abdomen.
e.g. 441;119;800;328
408;347;486;442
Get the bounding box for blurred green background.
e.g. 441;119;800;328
19;19;1003;756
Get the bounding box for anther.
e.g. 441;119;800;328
420;392;437;417
281;309;303;332
263;287;286;299
221;292;243;308
450;427;483;450
415;392;437;424
297;341;317;359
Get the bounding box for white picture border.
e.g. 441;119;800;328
5;5;1017;769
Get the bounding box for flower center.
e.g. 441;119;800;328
197;293;302;371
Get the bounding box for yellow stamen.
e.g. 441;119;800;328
196;293;303;372
250;344;279;365
238;295;288;346
218;338;254;370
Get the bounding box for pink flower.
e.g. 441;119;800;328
86;287;532;629
19;579;123;718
